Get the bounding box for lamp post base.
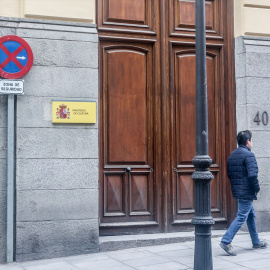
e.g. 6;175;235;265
193;224;213;270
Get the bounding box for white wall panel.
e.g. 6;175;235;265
24;0;95;22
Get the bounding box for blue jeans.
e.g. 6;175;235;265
221;199;260;245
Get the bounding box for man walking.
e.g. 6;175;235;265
220;130;268;256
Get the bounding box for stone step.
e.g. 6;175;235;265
99;229;241;252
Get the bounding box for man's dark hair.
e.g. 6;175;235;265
237;130;252;146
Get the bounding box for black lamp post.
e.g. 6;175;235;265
191;0;214;269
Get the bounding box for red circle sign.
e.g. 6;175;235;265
0;35;33;79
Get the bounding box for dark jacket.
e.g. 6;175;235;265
227;145;260;200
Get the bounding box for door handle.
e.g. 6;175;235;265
125;167;132;172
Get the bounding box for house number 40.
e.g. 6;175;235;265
254;111;269;126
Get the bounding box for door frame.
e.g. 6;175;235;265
97;0;237;235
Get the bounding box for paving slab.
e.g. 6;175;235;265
0;230;270;270
136;262;192;270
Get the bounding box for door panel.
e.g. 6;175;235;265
100;42;159;232
177;0;214;29
104;173;125;216
171;46;224;226
174;48;218;165
130;172;151;215
106;49;148;164
176;51;196;164
107;0;146;23
98;0;156;33
177;173;194;211
169;0;221;36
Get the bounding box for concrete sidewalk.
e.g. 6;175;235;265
1;231;270;270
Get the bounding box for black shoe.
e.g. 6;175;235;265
219;242;237;256
253;240;268;249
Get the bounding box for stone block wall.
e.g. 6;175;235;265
235;36;270;232
0;17;99;262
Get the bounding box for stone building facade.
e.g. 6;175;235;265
0;17;99;262
0;0;270;264
235;36;270;232
234;0;270;232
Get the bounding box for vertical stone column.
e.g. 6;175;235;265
235;36;270;232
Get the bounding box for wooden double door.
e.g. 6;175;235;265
98;0;236;235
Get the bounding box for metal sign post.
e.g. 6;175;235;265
0;35;33;263
6;94;15;263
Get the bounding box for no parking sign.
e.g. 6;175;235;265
0;35;33;79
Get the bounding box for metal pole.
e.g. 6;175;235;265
192;0;214;269
7;94;15;263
